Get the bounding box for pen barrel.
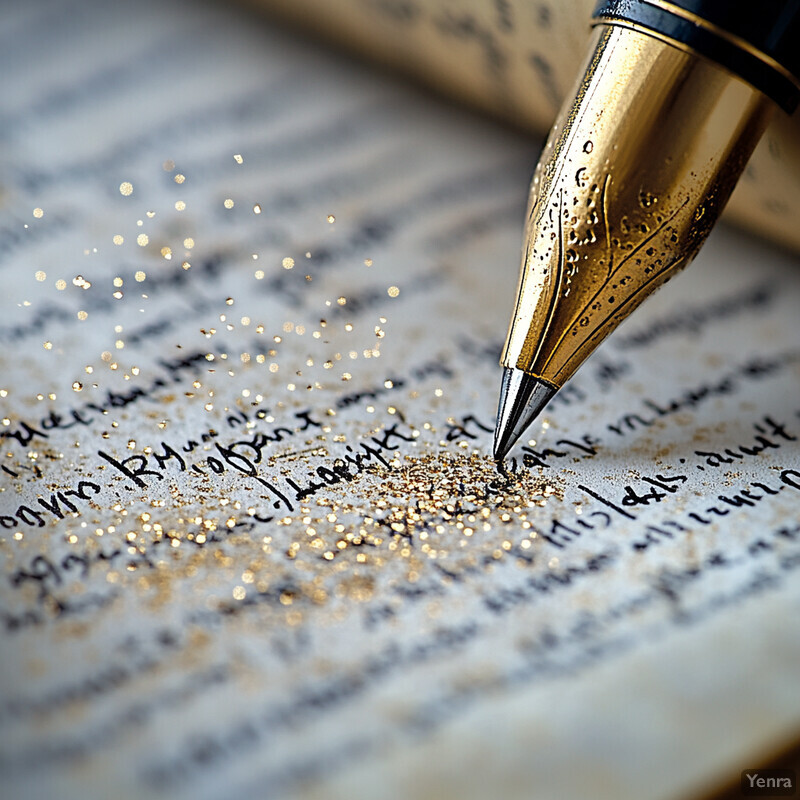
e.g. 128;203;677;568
501;24;774;386
593;0;800;113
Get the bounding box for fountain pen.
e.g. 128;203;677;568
493;0;800;460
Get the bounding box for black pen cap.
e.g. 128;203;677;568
593;0;800;112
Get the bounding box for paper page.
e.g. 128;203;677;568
1;2;800;799
253;0;800;255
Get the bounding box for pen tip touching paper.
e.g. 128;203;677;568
492;367;557;461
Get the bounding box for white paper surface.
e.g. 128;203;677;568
2;2;800;799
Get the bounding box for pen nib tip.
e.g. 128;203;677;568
492;368;557;460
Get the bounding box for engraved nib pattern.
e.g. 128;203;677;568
493;367;557;460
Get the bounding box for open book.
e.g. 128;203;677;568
1;1;799;798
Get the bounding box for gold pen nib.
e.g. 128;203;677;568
496;23;774;452
493;367;557;461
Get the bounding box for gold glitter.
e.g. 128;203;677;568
113;234;124;245
253;204;262;214
146;211;155;218
35;270;46;281
161;246;172;259
33;207;44;218
55;279;66;290
101;351;112;361
224;198;234;209
282;257;294;270
364;258;373;267
72;381;83;392
254;270;264;280
113;277;123;287
184;237;194;249
77;310;88;320
163;159;175;171
119;182;133;196
115;339;125;349
388;286;400;297
175;201;186;211
269;363;279;373
85;366;93;374
326;214;335;223
43;341;52;350
234;154;243;164
137;234;149;247
174;174;186;184
135;271;146;282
